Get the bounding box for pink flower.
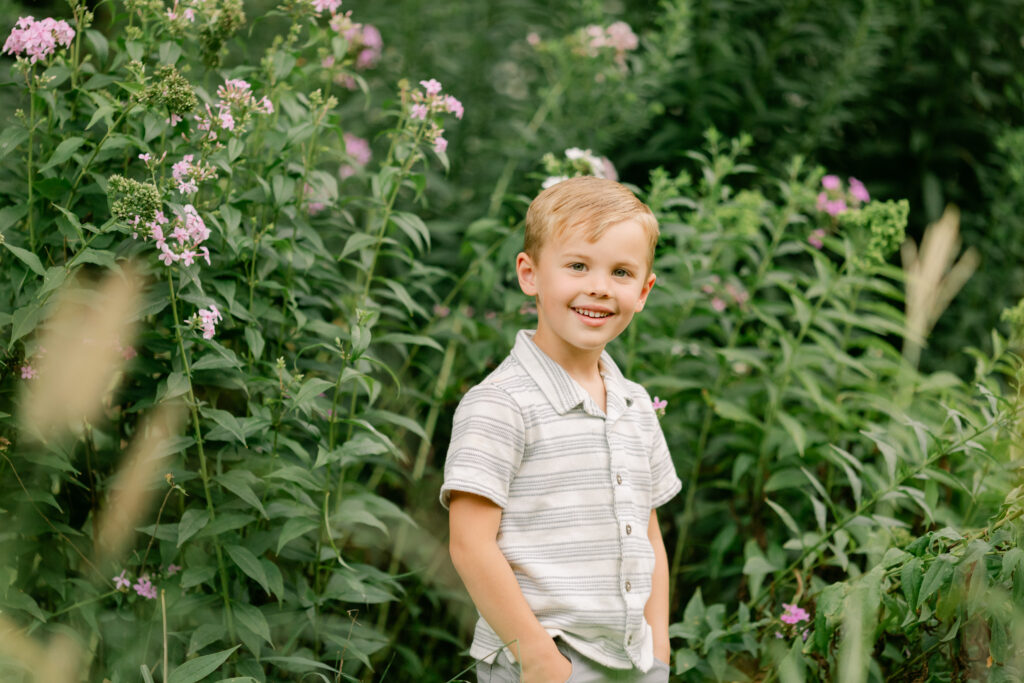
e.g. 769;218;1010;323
606;21;638;52
825;199;847;216
420;78;442;96
443;95;464;119
652;397;667;415
848;177;870;203
165;9;177;20
433;136;448;154
410;103;428;120
344;132;371;165
816;192;829;212
183;8;195;22
780;603;810;625
321;55;335;68
167;113;183;126
113;570;131;591
166;564;182;576
711;297;727;312
362;24;382;49
808;228;825;249
139;153;152;163
20;364;37;379
218;110;235;131
133;576;157;600
821;175;841;191
526;31;540;46
159;247;179;265
194;305;223;339
258;96;274;114
120;344;138;360
3;16;76;63
433;304;450;318
311;0;342;14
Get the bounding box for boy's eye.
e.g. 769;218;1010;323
569;263;586;272
614;268;631;278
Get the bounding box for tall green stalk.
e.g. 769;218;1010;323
166;270;235;640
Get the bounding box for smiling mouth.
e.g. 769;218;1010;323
572;307;612;319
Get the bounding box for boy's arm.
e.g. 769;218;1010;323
449;490;572;683
645;508;671;664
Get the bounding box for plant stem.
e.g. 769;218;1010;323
27;78;36;251
166;270;235;640
67;102;137;207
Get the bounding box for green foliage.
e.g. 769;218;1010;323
1;0;1023;681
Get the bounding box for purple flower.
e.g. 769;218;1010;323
433;304;451;318
20;364;37;380
2;16;76;64
652;397;667;416
166;564;182;576
113;570;131;591
133;576;157;600
711;297;727;312
824;198;847;216
780;603;810;625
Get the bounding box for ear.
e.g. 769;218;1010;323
516;252;539;297
634;272;657;312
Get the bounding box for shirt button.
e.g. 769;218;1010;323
616;473;623;485
625;524;632;535
625;580;632;592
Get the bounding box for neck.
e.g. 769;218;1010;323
530;331;604;385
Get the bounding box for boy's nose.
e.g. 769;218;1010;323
586;275;610;296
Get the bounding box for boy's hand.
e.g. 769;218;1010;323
520;647;572;683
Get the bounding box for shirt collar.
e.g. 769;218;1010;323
511;329;634;419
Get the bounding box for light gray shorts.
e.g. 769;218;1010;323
475;640;671;682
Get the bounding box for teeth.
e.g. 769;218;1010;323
574;308;610;318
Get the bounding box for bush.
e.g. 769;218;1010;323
1;1;1023;682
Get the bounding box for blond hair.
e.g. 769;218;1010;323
524;176;659;270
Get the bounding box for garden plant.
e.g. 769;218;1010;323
2;1;1024;682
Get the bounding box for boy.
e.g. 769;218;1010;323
441;176;681;682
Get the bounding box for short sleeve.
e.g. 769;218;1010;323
648;423;681;508
439;383;525;510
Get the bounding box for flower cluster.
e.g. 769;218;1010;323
405;79;464;154
780;603;810;624
21;364;37;380
2;16;75;64
311;0;342;14
165;0;198;23
540;147;618;189
129;205;211;268
189;305;223;339
816;174;870;217
108;175;162;224
652;397;667;416
328;12;383;71
171;154;217;196
339;132;371;179
195;78;272;143
141;65;198;122
700;275;749;312
112;567;180;599
580;21;638;67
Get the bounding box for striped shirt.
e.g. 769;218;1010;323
440;329;681;672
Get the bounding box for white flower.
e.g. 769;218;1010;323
542;175;569;189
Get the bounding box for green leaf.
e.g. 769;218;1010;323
168;645;240;683
86;29;109;63
244;326;264;359
39;136;86;173
0;127;28;159
177;508;209;547
159;371;190;403
0;204;29;233
776;411;807;456
141;664;155;683
276;516;319;554
267;465;323;491
3;242;45;276
201;408;247;446
390;211;431;252
290;377;334;415
232;603;272;646
712;399;759;426
916;556;953;610
225;545;270;595
215;471;267;519
377;332;444;353
9;304;43;349
180;566;216;589
188;624;227;656
741;556;779;575
765;498;801;536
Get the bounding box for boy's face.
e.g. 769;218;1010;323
516;219;656;365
